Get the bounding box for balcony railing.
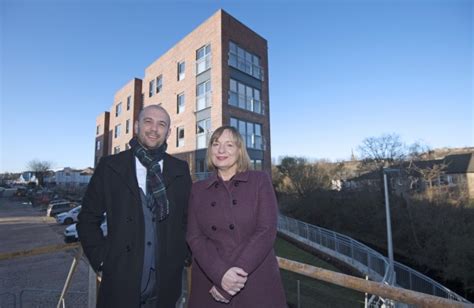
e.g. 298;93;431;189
196;54;211;75
196;92;211;111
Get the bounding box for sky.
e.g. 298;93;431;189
1;0;472;173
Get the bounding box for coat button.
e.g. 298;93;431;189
126;216;133;222
232;199;237;205
211;225;217;231
211;201;216;207
126;245;131;252
234;182;239;187
229;224;235;230
147;241;152;246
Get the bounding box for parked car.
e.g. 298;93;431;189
56;206;81;224
46;201;78;217
64;218;107;242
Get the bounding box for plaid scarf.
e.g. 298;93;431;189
129;137;169;221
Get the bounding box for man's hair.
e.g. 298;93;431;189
137;104;171;127
206;126;251;173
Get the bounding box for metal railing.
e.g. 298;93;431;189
277;214;471;306
1;238;471;307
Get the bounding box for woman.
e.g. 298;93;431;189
186;126;287;307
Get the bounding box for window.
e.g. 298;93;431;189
149;79;155;97
96;125;100;135
178;61;185;81
113;146;120;154
250;159;263;170
196;159;206;173
230;117;263;149
156;75;163;93
177;93;185;114
126;119;130;134
228;41;263;80
176;126;185;147
196;44;211;74
229;79;263;114
196;80;211;111
127;96;131;110
114;124;121;138
125;144;130;150
96;140;101;151
196;118;211;149
115;102;122;117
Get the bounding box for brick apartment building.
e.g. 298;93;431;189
94;9;271;178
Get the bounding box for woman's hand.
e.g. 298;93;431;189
221;267;248;295
209;286;229;303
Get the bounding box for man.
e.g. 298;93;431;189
78;105;192;308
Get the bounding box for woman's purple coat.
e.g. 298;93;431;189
186;170;287;307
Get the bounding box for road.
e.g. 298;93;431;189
0;197;89;307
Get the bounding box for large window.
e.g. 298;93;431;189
96;140;101;151
196;44;211;75
250;159;263;170
196;118;211;149
114;124;121;138
228;42;263;80
178;61;185;81
127;96;131;110
176;126;185;147
229;79;263;114
230;118;263;150
177;93;185;114
96;125;100;135
115;102;122;117
196;80;211;111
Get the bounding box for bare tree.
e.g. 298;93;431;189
27;160;52;187
407;141;434;160
407;161;449;202
358;133;406;170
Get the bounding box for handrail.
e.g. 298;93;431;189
0;243;80;261
278;214;470;304
1;241;472;307
278;257;471;308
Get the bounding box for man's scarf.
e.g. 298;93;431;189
129;137;169;221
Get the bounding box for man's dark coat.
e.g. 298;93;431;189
77;150;192;308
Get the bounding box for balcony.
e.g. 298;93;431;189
195;54;211;75
195;92;211;112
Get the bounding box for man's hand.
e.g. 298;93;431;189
221;267;248;295
209;286;229;303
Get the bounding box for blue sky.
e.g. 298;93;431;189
1;0;472;173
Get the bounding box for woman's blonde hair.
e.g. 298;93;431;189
206;126;251;173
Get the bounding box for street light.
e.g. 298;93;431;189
383;168;399;286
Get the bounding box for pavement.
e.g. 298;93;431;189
0;197;90;308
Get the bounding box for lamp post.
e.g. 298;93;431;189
383;168;399;285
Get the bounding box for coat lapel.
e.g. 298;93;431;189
162;153;185;188
106;150;140;197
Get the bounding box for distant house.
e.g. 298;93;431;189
44;167;94;188
13;172;37;185
343;152;474;200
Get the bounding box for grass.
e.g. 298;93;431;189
274;237;365;308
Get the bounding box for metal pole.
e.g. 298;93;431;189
297;279;301;308
56;247;83;308
383;172;395;285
